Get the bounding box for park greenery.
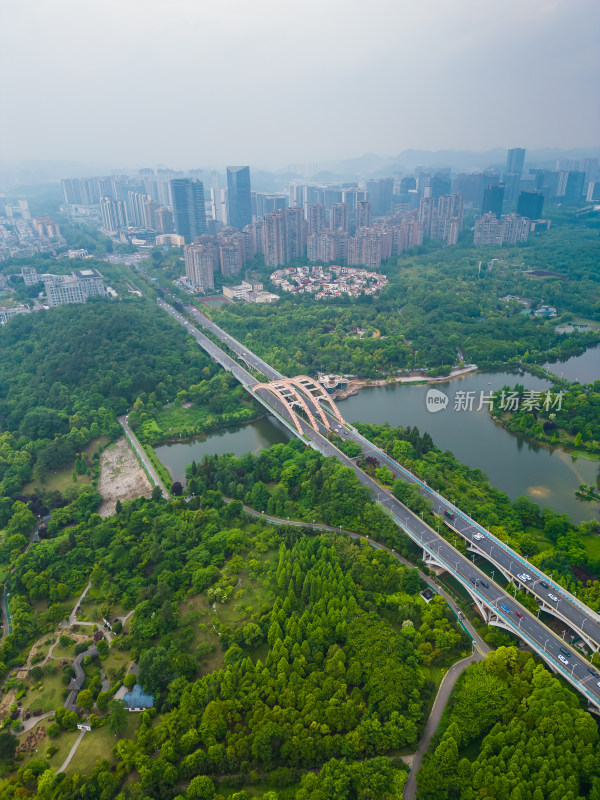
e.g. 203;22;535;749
416;646;600;800
490;380;600;456
0;480;469;798
201;221;600;378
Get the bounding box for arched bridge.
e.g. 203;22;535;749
253;376;345;436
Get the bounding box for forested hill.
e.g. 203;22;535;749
0;298;214;495
0;299;212;427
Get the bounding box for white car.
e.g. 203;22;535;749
473;533;484;541
558;654;569;665
521;573;532;581
548;593;558;602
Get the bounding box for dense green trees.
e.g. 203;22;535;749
417;646;600;800
491;379;600;454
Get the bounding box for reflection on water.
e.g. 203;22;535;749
543;343;600;383
338;370;599;524
155;369;599;524
155;416;291;484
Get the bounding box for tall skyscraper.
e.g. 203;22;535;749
517;191;544;219
482;183;505;217
562;171;586;203
227;166;252;230
170;179;206;243
506;148;526;175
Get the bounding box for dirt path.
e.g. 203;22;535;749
97;437;152;516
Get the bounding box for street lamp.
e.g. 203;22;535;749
543;638;549;652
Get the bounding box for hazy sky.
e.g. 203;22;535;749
1;0;598;169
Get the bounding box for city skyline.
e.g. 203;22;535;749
1;0;598;169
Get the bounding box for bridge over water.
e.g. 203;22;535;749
158;299;600;712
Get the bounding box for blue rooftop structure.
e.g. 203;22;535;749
123;684;154;710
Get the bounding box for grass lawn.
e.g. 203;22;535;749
22;435;109;494
179;594;225;674
420;663;445;691
18;729;80;771
153;398;261;441
66;715;140;775
22;468;92;496
212;575;272;628
583;535;600;560
101;649;130;684
23;671;70;713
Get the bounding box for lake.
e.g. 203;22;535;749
156;368;599;524
155;416;291;483
543;343;599;383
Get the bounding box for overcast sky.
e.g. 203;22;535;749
1;0;598;170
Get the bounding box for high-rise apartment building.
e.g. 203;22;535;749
262;212;287;267
307;204;327;235
226;166;252;230
356;201;371;230
474;213;529;246
285;206;305;261
100;196;127;235
184;241;217;291
330;202;348;231
219;233;245;278
170;179;206;243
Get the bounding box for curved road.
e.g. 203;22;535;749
402;651;485;800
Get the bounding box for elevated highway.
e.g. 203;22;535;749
159;299;600;712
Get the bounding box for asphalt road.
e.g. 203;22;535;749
402;650;486;800
159;299;600;711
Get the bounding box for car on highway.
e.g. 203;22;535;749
469;576;479;586
560;646;569;655
499;603;510;613
540;580;549;588
558;654;569;665
521;572;532;581
480;579;489;588
515;610;524;619
473;533;484;541
588;667;598;677
517;573;528;581
443;510;455;519
548;593;559;602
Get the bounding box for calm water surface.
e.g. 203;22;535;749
156;369;599;523
543;343;600;383
155;416;290;484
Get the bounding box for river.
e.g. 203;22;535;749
156;361;599;524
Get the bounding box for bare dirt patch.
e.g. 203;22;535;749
97;437;152;517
